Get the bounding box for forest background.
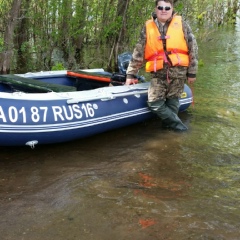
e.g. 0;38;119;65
0;0;239;74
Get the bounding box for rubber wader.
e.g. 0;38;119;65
165;98;179;114
147;99;188;131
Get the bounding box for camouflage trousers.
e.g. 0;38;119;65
148;67;187;102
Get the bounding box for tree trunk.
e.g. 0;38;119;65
108;0;130;71
59;0;73;67
15;0;31;73
0;0;22;74
73;0;87;67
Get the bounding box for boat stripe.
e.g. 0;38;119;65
0;108;151;133
0;97;192;133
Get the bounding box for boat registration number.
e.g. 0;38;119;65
0;103;98;123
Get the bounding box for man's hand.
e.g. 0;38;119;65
188;77;196;84
125;78;136;85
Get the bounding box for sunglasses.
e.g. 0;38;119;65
157;6;172;11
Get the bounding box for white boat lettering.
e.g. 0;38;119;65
3;106;49;123
19;107;27;123
9;106;18;123
40;106;48;122
0;103;97;124
31;106;41;123
82;103;95;118
72;104;82;119
62;106;74;121
52;103;96;121
52;106;65;121
0;106;7;123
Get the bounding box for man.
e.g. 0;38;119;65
125;0;198;131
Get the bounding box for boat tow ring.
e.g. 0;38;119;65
25;140;38;149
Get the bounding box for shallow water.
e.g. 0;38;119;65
1;26;240;240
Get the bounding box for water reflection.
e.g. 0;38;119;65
1;26;240;239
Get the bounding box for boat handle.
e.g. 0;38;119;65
66;90;147;104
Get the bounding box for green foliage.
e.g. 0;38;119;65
0;38;3;52
174;2;184;14
1;0;239;73
20;42;29;53
51;62;65;71
198;59;204;67
197;11;207;25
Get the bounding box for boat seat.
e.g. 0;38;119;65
0;74;76;93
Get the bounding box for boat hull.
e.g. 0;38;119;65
0;71;192;147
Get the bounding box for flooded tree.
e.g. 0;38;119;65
0;0;239;74
0;0;22;74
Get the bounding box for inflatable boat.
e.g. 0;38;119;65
0;53;193;147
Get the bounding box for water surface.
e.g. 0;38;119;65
0;26;240;240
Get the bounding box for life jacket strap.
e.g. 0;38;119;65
170;49;188;65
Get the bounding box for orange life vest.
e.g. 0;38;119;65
145;16;189;72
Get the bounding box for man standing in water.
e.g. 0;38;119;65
125;0;198;131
